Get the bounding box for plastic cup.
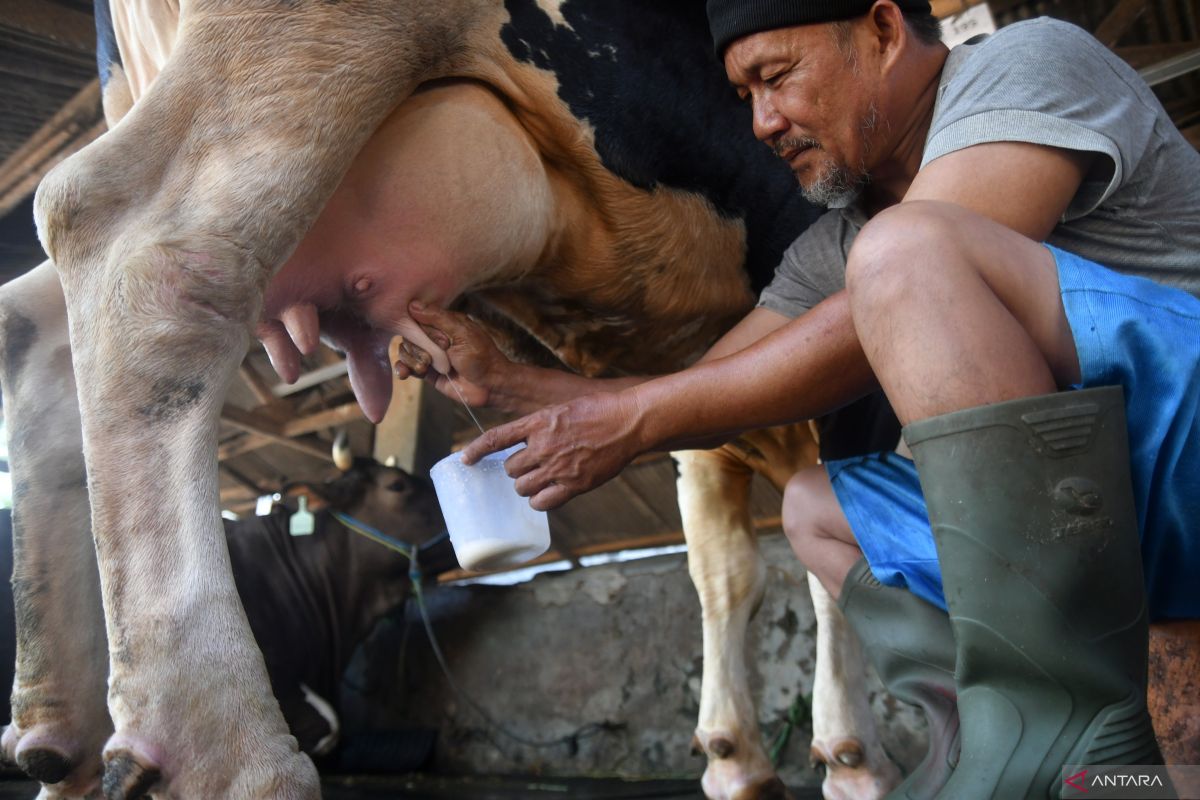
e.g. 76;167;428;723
429;444;551;571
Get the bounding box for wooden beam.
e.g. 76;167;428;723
0;0;97;53
282;401;363;438
218;431;274;461
220;404;332;462
613;472;674;529
1116;41;1200;70
271;361;348;397
0;79;99;187
930;0;971;19
1093;0;1151;48
219;485;257;505
1139;48;1200;88
0;118;105;217
219;463;265;496
1183;124;1200;150
0;58;95;88
221;404;284;436
238;361;278;407
437;516;785;582
372;340;456;475
0;79;103;216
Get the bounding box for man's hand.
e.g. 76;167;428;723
461;389;648;510
394;302;510;407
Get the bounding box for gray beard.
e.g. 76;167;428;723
792;99;879;208
799;159;865;207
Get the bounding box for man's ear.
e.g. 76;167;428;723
864;0;908;72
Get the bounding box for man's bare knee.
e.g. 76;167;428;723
845;202;965;307
783;467;845;554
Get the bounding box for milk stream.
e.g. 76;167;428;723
446;374;486;435
441;374;541;571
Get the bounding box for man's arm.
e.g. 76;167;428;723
904;141;1092;239
463;292;877;509
396;303;793;415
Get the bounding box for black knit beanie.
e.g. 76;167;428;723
707;0;933;55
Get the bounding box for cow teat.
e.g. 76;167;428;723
280;302;320;356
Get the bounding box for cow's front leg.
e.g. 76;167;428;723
675;449;789;800
0;262;111;798
37;226;317;797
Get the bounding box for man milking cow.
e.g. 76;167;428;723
399;0;1200;796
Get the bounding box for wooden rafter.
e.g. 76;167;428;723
0;0;97;54
0;77;102;216
1092;0;1152;47
219;404;333;463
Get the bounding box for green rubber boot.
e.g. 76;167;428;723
839;558;960;800
904;386;1162;800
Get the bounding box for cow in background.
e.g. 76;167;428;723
0;352;450;763
0;1;905;798
226;458;453;758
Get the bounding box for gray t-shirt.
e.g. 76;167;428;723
759;17;1200;318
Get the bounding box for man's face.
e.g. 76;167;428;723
724;23;884;206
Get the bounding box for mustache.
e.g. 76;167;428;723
772;136;821;158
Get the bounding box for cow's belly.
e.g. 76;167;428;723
260;81;559;415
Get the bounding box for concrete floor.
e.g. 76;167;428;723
0;775;823;799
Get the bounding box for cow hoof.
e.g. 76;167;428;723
17;745;73;784
101;750;160;800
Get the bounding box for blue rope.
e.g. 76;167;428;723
329;511;447;558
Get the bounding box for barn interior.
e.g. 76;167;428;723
0;0;1198;798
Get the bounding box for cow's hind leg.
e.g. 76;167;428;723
0;262;111;798
675;449;789;800
807;580;901;800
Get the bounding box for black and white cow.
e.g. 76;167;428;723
0;1;904;798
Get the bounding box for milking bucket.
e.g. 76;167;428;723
430;445;551;572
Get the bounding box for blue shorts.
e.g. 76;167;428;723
829;245;1200;621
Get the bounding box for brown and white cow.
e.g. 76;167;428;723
0;1;907;797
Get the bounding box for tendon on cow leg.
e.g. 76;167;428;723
0;262;112;797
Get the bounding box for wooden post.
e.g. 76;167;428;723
371;338;456;476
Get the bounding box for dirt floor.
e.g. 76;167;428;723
0;775;823;799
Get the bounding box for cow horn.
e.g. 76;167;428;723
332;428;353;472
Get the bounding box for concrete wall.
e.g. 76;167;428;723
342;533;925;789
